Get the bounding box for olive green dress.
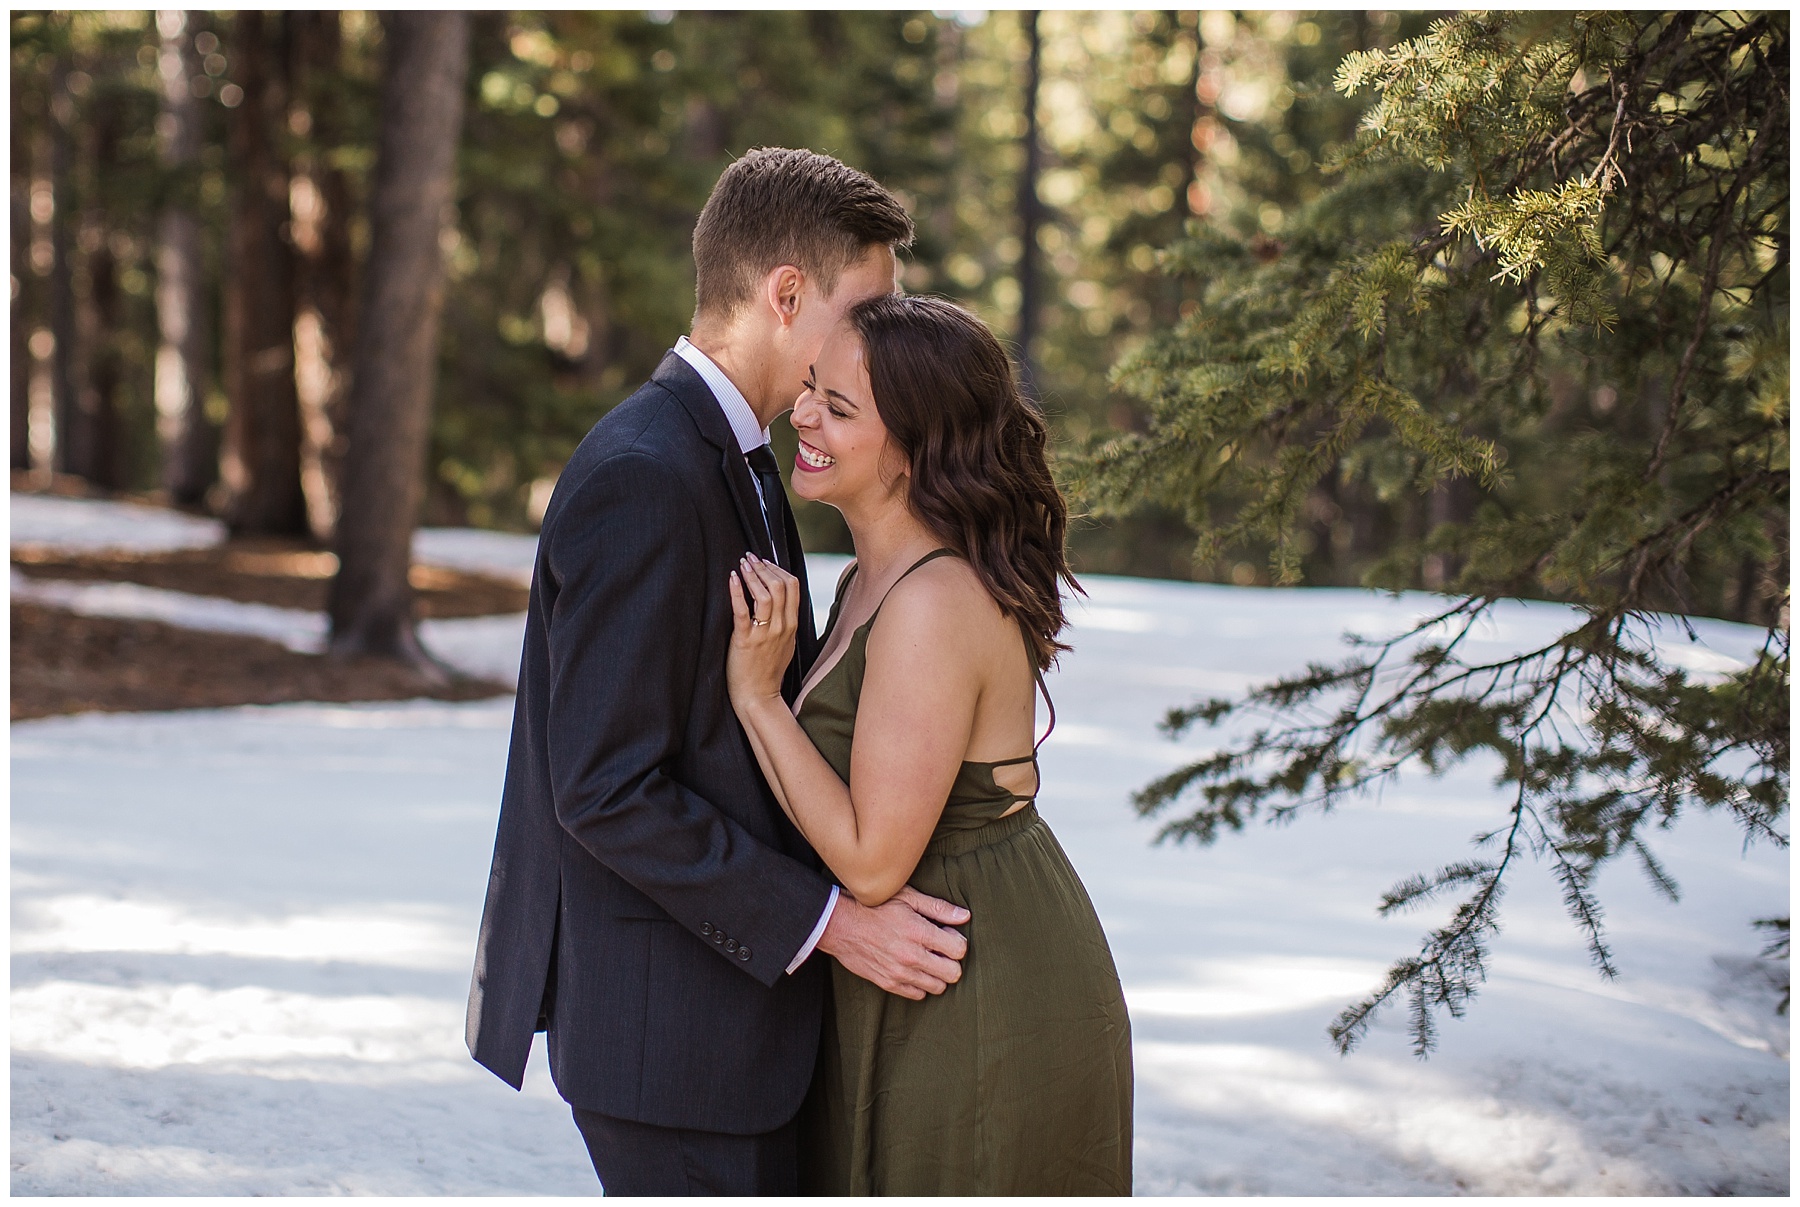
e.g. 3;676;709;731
796;550;1133;1196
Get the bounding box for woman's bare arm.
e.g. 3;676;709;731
728;555;984;905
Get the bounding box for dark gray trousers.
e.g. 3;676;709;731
571;1106;799;1196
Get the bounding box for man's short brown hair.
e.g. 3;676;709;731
692;147;914;321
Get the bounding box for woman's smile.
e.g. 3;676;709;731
796;439;836;473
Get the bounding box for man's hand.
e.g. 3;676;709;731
815;886;970;1000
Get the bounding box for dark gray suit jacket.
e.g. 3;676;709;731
466;352;830;1135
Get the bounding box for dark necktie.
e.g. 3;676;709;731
744;444;792;570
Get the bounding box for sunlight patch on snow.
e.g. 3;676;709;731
1656;642;1753;680
419;613;528;683
10;570;326;651
1135;1039;1650;1195
1412;603;1755;684
12;981;468;1079
1126;956;1390;1018
8;565;522;683
1498;953;1789;1056
255;699;514;729
15;1137;272;1191
1070;603;1163;633
1042;722;1206;766
412;526;538;584
10;492;224;552
14;895;470;972
1090;664;1264;693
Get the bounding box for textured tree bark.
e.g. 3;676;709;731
219;10;307;536
328;12;470;663
70;90;122;489
46;55;77;476
11;62;31;471
1014;10;1044;400
290;10;356;540
154;9;217;507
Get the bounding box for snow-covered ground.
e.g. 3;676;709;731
10;492;225;554
11;495;1789;1194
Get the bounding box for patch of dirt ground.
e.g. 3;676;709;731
11;540;527;618
12;603;510;721
11;533;523;720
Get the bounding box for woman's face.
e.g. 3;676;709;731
788;324;908;510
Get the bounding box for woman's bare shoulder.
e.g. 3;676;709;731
874;555;1007;647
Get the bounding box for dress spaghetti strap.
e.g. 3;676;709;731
869;548;957;619
870;548;1056;771
983;623;1057;773
1030;660;1057;753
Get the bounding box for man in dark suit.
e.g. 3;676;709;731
466;149;971;1194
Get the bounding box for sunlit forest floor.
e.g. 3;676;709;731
10;486;516;718
10;494;1788;1194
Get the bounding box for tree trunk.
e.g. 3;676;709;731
1178;12;1203;218
11;62;32;471
71;90;122;489
328;12;470;663
220;10;307;536
46;54;77;477
1014;10;1044;400
154;9;216;507
290;10;356;540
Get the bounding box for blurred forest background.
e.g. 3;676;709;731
10;8;1430;585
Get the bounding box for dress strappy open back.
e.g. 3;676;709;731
795;550;1133;1195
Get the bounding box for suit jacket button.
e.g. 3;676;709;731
712;931;724;945
737;946;752;962
724;938;738;953
701;922;714;936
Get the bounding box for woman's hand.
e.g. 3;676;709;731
727;553;800;710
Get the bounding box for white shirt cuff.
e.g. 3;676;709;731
786;884;839;974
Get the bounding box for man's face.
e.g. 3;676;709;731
781;244;898;398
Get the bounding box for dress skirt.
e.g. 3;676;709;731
801;804;1134;1195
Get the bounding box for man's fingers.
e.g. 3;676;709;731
897;886;970;927
920;923;968;962
916;949;961;985
891;966;948;997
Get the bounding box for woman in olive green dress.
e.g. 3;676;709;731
725;294;1132;1195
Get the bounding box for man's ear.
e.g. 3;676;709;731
764;264;805;330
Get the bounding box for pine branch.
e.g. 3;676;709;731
1086;10;1788;1055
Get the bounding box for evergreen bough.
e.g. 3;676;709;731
1077;12;1788;1054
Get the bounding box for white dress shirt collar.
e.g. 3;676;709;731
674;336;768;455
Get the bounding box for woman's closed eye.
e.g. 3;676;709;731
805;376;848;419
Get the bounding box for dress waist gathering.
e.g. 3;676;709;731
924;800;1040;858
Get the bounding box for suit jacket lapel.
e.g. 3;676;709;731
652;353;777;564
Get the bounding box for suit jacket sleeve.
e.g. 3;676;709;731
543;449;831;987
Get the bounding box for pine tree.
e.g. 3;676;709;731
1076;12;1788;1054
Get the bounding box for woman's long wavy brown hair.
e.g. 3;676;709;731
848;294;1080;670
